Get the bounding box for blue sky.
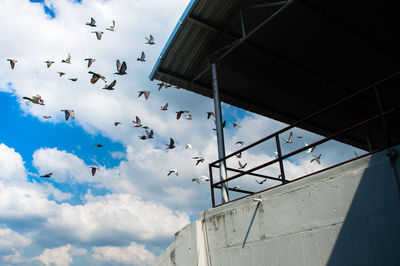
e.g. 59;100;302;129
0;0;363;265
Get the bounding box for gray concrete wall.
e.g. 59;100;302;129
152;147;400;266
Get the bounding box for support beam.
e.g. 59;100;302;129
211;63;229;203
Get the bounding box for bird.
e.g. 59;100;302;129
236;152;242;158
88;71;106;84
142;126;149;129
94;144;103;147
201;175;210;182
61;53;71;64
137;52;145;62
184;114;192;120
310;154;321;165
353;151;359;157
157;82;166;91
305;142;315;153
145;34;155;45
255;178;267;184
57;72;66;77
44;61;54;68
86;17;96;27
238;161;247;169
212;120;226;130
7;59;17;69
106;20;115;31
233;122;240;128
23;95;44;105
138;91;150;100
133;116;142;127
176;110;189;120
282;131;293;143
90;167;98;176
164;84;172;89
92;31;104;40
185;144;192;150
166;138;175;149
85;58;96;68
138;135;147;140
233;186;240;190
145;129;154;139
296;135;303;139
192;178;200;184
167;169;178;176
160;103;168;111
61;109;75;120
114;122;121;126
236;141;244;145
42;116;51;120
114;60;127;75
103;80;117;90
69;78;78;81
192;156;204;166
40;173;52;178
206;112;215;120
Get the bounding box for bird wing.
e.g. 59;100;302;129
91;74;99;84
116;59;121;71
96;32;102;40
150;35;154;42
176;112;182;120
91;167;97;176
170;138;174;147
108;80;117;88
141;52;145;60
288;132;293;142
90;17;95;25
111;20;115;29
64;111;70;120
120;61;127;72
69;110;75;119
144;91;150;99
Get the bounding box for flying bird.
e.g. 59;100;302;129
69;78;78;81
157;82;166;91
57;72;66;77
201;175;210;182
206;112;215;120
61;53;71;64
85;58;96;68
193;156;205;166
305;142;315;153
236;152;242;158
42;116;51;120
184;114;192;120
233;186;240;190
238;161;247;169
103;80;117;90
61;109;75;120
145;129;154;139
145;35;155;45
106;20;115;31
236;141;244;145
88;71;106;84
114;60;127;75
192;178;200;184
212;120;226;130
133;116;142;127
90;167;98;176
40;173;52;178
165;138;175;149
138;91;150;100
310;154;321;165
92;31;104;40
23;95;44;105
94;144;103;147
233;122;240;128
353;151;359;157
44;61;54;68
176;110;189;120
7;59;17;69
138;135;147;140
282;131;293;144
160;103;168;111
86;17;96;27
167;169;178;176
137;52;145;62
185;144;192;150
255;178;267;184
114;122;122;126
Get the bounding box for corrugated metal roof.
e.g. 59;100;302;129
150;0;400;150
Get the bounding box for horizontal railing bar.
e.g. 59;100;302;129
213;109;395;186
209;71;400;166
214;185;254;194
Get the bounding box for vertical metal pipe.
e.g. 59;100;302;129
374;86;392;147
240;8;246;37
275;135;286;183
211;63;229;203
209;164;216;208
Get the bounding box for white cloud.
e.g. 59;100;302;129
92;242;155;265
0;227;32;252
0;143;26;182
33;244;87;266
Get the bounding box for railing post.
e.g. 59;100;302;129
374;86;392;147
209;164;216;208
211;63;229;203
275;135;286;184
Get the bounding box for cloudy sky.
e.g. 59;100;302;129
0;0;364;265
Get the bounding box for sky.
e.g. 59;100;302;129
0;0;364;265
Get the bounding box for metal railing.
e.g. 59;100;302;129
209;72;400;208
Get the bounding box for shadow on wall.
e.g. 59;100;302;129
327;149;400;266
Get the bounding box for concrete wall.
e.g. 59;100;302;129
152;147;400;266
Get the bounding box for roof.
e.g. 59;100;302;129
150;0;400;150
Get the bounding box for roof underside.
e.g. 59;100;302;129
151;0;400;151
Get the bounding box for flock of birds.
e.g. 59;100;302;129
5;17;351;192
